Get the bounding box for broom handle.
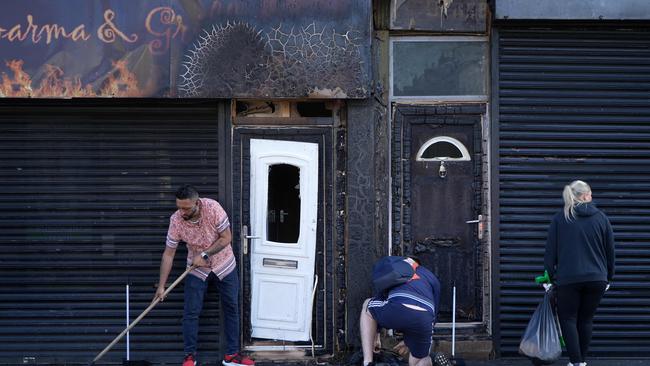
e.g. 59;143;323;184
92;265;196;364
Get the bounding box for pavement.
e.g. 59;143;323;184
29;355;650;365
465;359;650;366
20;358;647;366
252;358;650;366
68;357;650;365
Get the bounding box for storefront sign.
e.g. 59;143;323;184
0;0;370;98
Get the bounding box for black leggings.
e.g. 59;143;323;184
556;281;607;364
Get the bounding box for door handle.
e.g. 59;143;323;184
465;214;482;224
241;225;260;255
465;214;484;240
279;209;289;223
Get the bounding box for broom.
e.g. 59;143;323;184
89;265;197;365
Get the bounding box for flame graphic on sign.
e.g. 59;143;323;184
99;60;142;97
1;60;32;97
0;59;142;97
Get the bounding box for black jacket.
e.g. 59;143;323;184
544;202;615;286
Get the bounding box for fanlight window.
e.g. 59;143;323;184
416;136;470;161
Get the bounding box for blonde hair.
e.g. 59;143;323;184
563;180;591;220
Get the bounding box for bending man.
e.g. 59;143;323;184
360;256;441;366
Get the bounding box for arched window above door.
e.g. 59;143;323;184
416;136;470;161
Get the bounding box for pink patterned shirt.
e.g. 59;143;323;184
166;198;235;280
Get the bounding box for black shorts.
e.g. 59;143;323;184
367;298;435;358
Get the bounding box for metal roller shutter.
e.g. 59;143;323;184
497;26;650;356
0;100;223;364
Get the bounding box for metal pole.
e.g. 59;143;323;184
126;284;130;361
452;285;456;357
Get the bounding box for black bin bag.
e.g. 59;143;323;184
371;256;414;297
518;290;562;365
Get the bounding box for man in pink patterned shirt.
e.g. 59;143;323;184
154;185;254;366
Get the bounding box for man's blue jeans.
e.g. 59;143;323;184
183;270;240;356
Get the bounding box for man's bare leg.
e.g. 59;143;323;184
409;354;433;366
360;298;377;365
373;332;381;353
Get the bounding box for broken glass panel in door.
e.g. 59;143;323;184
267;164;301;243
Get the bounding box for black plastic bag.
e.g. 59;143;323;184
518;290;562;365
344;349;402;366
372;256;415;297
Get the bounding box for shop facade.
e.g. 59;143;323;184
493;0;650;357
1;1;650;364
0;1;372;364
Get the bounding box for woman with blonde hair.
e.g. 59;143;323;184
544;180;615;366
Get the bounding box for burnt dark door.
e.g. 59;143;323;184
393;105;483;322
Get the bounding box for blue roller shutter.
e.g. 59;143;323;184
0;100;224;364
497;25;650;357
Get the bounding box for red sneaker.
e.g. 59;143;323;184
182;354;197;366
222;352;255;366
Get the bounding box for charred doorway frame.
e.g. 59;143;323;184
391;103;491;331
230;105;345;354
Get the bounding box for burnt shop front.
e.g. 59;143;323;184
0;1;371;364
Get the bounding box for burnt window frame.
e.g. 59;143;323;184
389;36;489;102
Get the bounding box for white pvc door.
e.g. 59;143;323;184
249;139;318;341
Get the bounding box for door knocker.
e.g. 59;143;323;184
438;160;447;179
